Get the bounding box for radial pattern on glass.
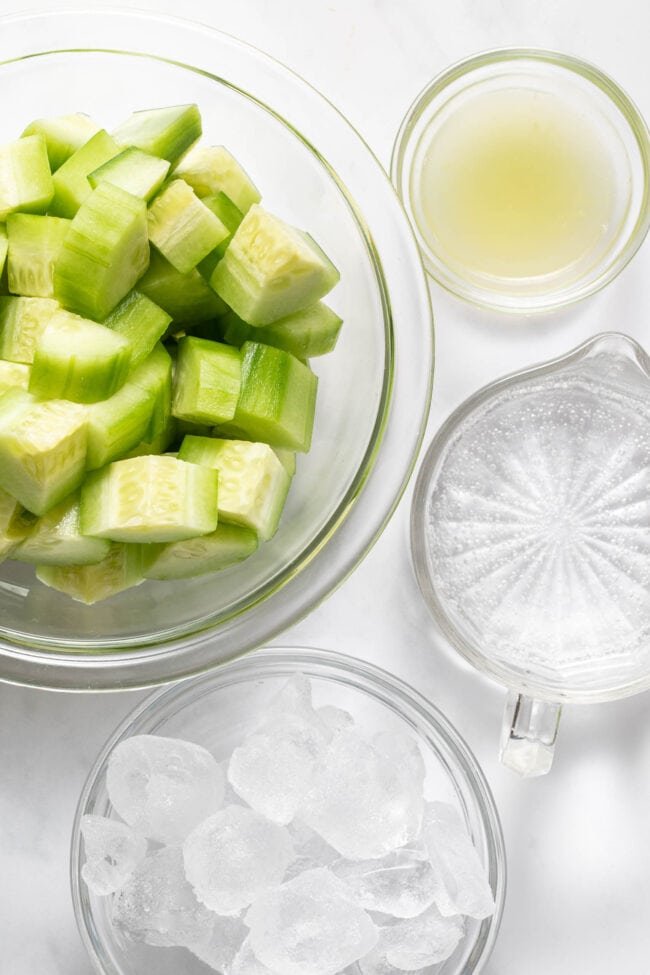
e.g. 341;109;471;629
427;357;650;687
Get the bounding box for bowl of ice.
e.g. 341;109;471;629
71;647;505;975
0;10;432;690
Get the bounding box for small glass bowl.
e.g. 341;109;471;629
71;647;506;975
0;11;433;690
392;48;650;313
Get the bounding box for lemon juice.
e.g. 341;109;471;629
414;87;618;280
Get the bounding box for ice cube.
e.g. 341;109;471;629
112;846;213;948
183;805;294;915
106;734;225;844
372;730;426;791
300;731;423;859
188;913;248;973
246;867;378;975
378;903;465;970
228;675;331;825
317;704;355;735
421;802;495;919
358;947;428;975
332;845;441;918
284;821;339;882
80;814;147;896
230;936;278;975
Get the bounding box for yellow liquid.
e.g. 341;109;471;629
415;88;617;279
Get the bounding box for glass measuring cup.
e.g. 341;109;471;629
412;333;650;775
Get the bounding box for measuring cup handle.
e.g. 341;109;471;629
499;691;562;776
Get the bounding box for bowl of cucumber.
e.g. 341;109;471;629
0;11;433;689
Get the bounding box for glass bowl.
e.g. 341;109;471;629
392;48;650;313
71;646;506;975
0;11;433;690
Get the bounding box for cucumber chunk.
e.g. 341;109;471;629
197;192;244;280
124;423;175;459
174;145;261;213
221;301;342;359
147;179;229;274
138;247;226;323
36;542;145;604
29;309;132;403
112;104;202;165
6;213;71;297
80;454;218;543
217;342;318;452
0;388;87;515
13;492;110;566
0;225;7;276
172;336;241;425
144;522;258;579
0;360;30;395
0;134;54;220
0;296;59;363
22;113;101;172
102;290;171;368
54;181;149;321
274;448;297;476
128;342;172;440
88;146;170;202
0;485;36;560
210;205;339;325
86;380;156;470
178;436;291;540
49;129;120;218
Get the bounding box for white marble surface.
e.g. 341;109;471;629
2;0;650;972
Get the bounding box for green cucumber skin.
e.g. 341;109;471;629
171;336;242;426
102;290;171;369
22;113;101;172
144;522;258;579
128;343;173;441
53;182;150;322
112;104;202;165
216;342;318;453
36;542;145;604
138;247;226;324
49;129;120;218
86;381;156;470
88;146;171;202
0;135;54;221
221;302;342;359
13;492;110;566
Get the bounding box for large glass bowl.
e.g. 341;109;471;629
0;11;433;690
71;647;506;975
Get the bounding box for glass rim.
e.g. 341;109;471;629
70;645;506;975
0;9;434;690
411;330;650;705
391;46;650;314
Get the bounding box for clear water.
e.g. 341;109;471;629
427;355;650;687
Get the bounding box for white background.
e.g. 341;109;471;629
2;1;650;973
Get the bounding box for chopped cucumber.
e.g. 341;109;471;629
13;492;110;566
0;225;7;276
147;179;229;274
172;336;241;425
6;213;71;297
36;542;145;604
0;360;30;395
210;205;339;325
80;454;218;543
29;309;132;403
22;113;101;172
124;423;175;459
0;296;59;363
49;129;120;218
178;436;291;540
274;448;297;476
86;380;156;470
0;388;87;515
217;342;318;452
102;290;171;368
88;146;170;202
174;145;260;213
138;247;226;323
0;134;54;221
197;191;244;280
144;522;258;579
128;342;172;440
54;181;149;321
221;301;343;359
112;104;202;165
0;486;36;560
